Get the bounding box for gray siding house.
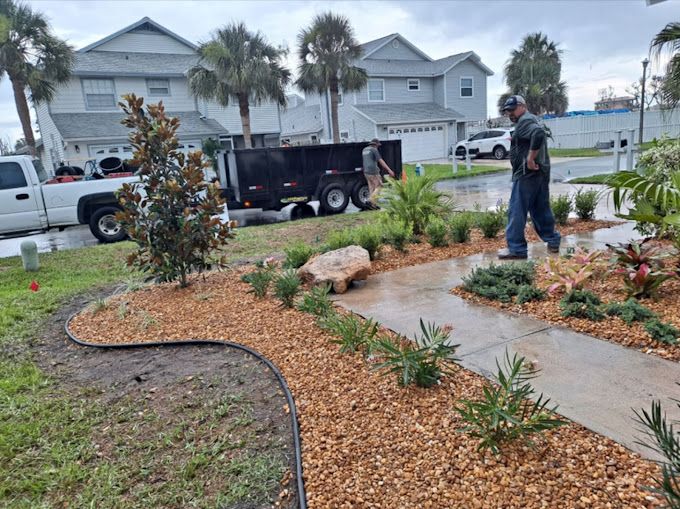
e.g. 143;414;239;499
280;33;493;162
36;17;282;171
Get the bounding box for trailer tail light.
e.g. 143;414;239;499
247;185;265;191
244;200;252;208
325;169;339;174
283;181;298;187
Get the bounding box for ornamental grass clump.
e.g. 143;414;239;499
296;284;334;317
645;319;680;345
372;319;459;388
448;212;475;243
425;216;448;247
319;313;380;354
559;289;604;321
550;194;572;226
462;262;535;303
273;269;301;308
116;94;234;288
242;267;275;298
324;229;355;252
603;299;658;325
382;176;453;235
456;350;566;455
283;241;316;268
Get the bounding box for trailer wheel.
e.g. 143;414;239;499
89;206;126;243
351;181;371;209
319;183;349;214
291;203;316;220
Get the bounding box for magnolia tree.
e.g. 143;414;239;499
116;94;233;287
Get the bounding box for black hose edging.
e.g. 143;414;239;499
64;312;307;509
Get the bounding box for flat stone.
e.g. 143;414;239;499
299;245;370;294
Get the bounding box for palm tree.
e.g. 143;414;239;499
651;22;680;110
188;22;290;149
296;12;367;143
498;32;568;115
0;0;73;153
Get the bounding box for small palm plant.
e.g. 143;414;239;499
382;176;453;235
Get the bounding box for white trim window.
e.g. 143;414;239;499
460;77;473;98
340;130;349;140
407;78;420;91
82;78;116;110
367;79;385;102
147;78;170;96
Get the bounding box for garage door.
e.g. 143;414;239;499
388;124;445;163
89;141;202;163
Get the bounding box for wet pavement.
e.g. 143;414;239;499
335;221;680;460
0;156;613;259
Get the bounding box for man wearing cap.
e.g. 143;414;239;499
362;138;395;209
498;95;560;259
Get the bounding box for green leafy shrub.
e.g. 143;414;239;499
573;188;600;220
456;350;566;454
380;218;413;251
319;313;380;354
116;95;234;287
283;241;316;268
353;224;383;260
449;212;474;243
297;284;333;317
373;319;459;388
645;319;680;344
559;290;604;320
634;397;680;507
382;176;453;235
476;210;506;239
273;269;301;308
324;229;355;252
550;194;572;226
516;285;546;305
462;262;535;303
425;216;448;247
241;267;275;298
603;299;657;325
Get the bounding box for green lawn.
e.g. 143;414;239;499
403;163;507;182
567;172;614;184
549;148;609;158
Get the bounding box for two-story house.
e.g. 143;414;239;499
36;17;282;171
280;33;493;163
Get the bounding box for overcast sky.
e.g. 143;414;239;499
1;0;679;145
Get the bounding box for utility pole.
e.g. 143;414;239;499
639;58;649;147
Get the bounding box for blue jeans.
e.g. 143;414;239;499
506;173;561;256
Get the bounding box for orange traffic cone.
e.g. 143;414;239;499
401;168;407;183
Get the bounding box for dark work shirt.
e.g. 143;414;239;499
510;111;550;181
362;145;381;175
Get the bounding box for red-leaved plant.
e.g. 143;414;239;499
616;263;675;300
607;239;672;271
544;247;603;294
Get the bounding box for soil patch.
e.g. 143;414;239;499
69;271;662;508
31;291;297;509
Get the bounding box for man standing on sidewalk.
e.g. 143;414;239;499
497;95;561;259
362;138;395;209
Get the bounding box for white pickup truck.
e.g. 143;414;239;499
0;155;138;243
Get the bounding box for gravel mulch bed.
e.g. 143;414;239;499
453;255;680;362
372;219;618;274
69;271;662;508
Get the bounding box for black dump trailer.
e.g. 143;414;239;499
218;140;402;214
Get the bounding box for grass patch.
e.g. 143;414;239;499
567;173;614;185
403;163;507;182
549;148;609;158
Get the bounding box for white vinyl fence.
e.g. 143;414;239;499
543;110;680;149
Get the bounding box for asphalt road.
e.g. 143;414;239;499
0;156;614;259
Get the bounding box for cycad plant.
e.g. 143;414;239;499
382;176;453;235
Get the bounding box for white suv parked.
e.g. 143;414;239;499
454;129;513;160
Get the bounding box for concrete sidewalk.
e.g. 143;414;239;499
335;222;680;460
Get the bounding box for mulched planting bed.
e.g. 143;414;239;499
371;219;618;274
453;252;680;362
69;270;662;508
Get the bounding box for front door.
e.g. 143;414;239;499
0;161;43;234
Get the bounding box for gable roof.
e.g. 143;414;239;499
73;51;199;76
360;33;433;62
78;17;197;53
357;51;493;77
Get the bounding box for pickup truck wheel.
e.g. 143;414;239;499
319;183;349;214
351;181;371;209
89;206;126;243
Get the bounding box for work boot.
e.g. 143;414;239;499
547;244;560;254
497;249;528;260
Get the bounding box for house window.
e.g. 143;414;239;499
460;77;473;98
310;134;319;143
407;78;420;91
367;79;384;102
340;131;349;140
147;78;170;96
82;78;116;109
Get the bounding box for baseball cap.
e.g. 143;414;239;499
501;95;526;112
370;138;381;146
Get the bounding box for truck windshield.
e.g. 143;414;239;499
32;159;49;183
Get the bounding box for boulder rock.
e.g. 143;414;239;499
298;245;371;294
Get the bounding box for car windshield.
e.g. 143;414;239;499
32;159;49;183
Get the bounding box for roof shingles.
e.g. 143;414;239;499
74;51;199;76
353;103;464;124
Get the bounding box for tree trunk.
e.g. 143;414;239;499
329;79;340;144
10;74;36;155
238;94;253;149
